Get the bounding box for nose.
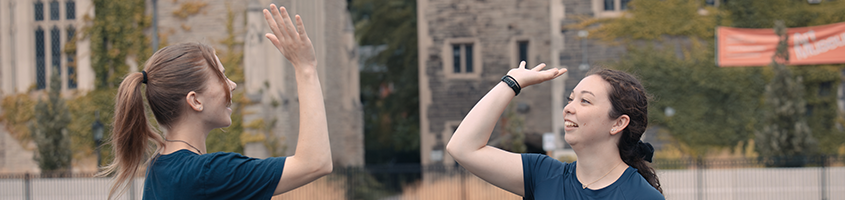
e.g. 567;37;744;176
229;79;237;90
563;100;575;115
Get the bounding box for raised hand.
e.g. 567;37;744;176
506;61;567;88
263;4;317;71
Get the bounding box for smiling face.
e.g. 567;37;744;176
197;55;237;129
563;75;620;148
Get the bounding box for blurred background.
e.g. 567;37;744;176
0;0;843;199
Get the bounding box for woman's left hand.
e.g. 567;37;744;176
263;4;318;71
506;61;567;88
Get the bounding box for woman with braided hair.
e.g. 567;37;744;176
447;62;663;199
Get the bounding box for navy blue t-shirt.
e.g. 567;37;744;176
143;149;286;200
522;153;664;200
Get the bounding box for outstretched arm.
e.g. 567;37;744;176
446;62;565;196
263;4;332;195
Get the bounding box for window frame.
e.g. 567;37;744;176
442;38;482;79
35;1;44;21
66;0;75;20
36;27;46;90
49;0;59;21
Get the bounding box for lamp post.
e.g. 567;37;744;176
92;111;104;168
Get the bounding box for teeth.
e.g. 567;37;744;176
565;121;578;127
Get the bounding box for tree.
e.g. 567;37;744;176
725;0;845;155
754;21;817;165
577;0;845;156
30;70;72;173
576;0;766;155
350;0;420;164
87;0;151;89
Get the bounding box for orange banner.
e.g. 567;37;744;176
717;22;845;67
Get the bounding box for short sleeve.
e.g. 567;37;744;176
522;153;566;200
201;153;286;199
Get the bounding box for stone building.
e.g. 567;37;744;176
0;0;363;173
0;0;94;173
113;0;365;167
417;0;628;167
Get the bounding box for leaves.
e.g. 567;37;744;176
351;0;420;164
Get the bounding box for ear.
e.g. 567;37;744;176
610;114;630;135
186;91;203;112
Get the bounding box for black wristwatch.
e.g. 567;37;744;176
501;75;521;96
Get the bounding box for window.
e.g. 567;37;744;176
452;43;474;73
51;26;61;75
621;0;630;10
819;82;832;96
35;1;44;21
603;0;614;11
49;1;59;21
67;26;76;88
66;0;75;20
517;41;529;64
36;27;46;90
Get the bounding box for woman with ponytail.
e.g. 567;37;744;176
447;63;663;199
99;4;332;199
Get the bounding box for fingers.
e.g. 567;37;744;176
270;5;288;40
295;15;308;40
531;63;546;71
519;61;526;69
279;7;298;40
263;9;282;42
265;33;281;47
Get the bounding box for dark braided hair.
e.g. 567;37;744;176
591;68;662;193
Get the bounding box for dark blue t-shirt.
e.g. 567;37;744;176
143;149;286;200
522;154;664;200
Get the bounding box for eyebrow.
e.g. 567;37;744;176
580;90;595;96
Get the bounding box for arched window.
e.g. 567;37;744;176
36;27;46;89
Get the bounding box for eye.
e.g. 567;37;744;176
581;98;592;104
567;97;573;103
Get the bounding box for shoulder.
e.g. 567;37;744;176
521;153;571;173
619;167;664;200
522;153;574;200
200;152;286;171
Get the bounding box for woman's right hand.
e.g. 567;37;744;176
263;4;318;72
506;61;566;88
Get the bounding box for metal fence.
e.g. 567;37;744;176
0;156;842;200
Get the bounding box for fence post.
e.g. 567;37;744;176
129;177;136;200
696;156;704;200
820;155;828;200
460;168;466;200
24;173;31;200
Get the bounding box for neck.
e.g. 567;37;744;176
572;141;626;189
162;120;210;155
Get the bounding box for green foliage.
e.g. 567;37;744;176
572;0;719;42
30;71;72;173
581;0;845;156
1;93;37;146
499;103;527;153
86;0;152;88
66;89;116;166
612;43;766;155
724;0;845;29
755;21;817;162
725;0;845;156
350;0;420;164
207;5;246;154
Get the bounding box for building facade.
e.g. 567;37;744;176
417;0;628;167
0;0;363;173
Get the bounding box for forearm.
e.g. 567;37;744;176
446;82;515;158
292;67;332;171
